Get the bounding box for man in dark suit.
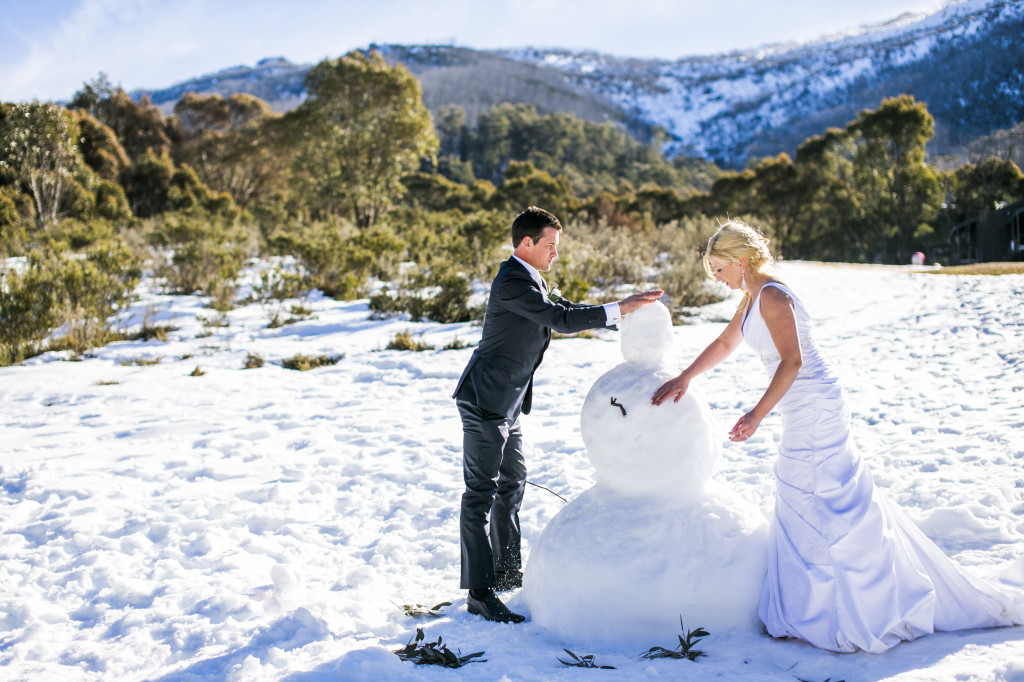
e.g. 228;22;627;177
452;206;663;623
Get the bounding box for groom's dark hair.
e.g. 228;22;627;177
512;206;562;247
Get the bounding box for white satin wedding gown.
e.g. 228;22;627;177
744;281;1024;653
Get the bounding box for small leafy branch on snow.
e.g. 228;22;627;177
392;600;452;618
557;648;616;669
639;617;710;661
393;627;485;668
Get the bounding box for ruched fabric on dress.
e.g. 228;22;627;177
744;282;1023;653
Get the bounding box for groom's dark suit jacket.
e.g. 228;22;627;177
453;257;610;420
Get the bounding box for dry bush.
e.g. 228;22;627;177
1;239;141;364
281;353;342;371
385;330;434;351
552;216;726;312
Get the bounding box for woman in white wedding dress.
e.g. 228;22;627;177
652;220;1023;653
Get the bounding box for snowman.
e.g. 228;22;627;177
523;301;768;648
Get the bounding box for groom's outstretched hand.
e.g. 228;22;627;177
617;289;663;315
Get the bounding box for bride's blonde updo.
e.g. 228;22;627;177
702;220;775;280
703;220;776;310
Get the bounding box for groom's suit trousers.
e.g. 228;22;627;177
452;257;610;590
457;400;527;590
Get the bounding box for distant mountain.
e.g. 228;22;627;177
366;46;648;138
138;56;308;114
501;0;1024;166
133;0;1024;168
138;48;644;135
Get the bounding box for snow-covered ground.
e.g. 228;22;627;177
1;261;1022;681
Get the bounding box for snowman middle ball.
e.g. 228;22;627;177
580;302;719;500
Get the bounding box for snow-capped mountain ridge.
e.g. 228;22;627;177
500;0;1024;162
134;0;1024;166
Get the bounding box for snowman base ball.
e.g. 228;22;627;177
524;483;768;648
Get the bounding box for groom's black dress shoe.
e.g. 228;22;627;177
495;570;523;591
467;589;525;623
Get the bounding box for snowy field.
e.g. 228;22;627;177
1;261;1023;681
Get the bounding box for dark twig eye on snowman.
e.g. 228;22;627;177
610;397;627;416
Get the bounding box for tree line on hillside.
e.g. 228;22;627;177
696;96;1024;263
1;50;1023;366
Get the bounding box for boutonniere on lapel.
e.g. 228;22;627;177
548;287;563;303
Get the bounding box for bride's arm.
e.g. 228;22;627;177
652;305;744;405
728;286;802;441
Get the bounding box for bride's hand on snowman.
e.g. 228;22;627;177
651;372;690;405
728;411;763;442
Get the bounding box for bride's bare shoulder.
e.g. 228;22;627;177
760;282;796;313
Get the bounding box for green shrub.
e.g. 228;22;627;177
119;356;162;366
394;208;506;281
647;217;726;309
281;353;343;371
0;186;22;227
385;330;434;351
288;304;313;320
0;239;142;364
122;152;239;220
553;221;650;295
206;277;238;314
252;265;309;327
60;174;96;220
442;336;472;350
538;216;725;315
658;255;722;309
148;207;251;300
94;180;132;220
0;223;29;258
368;286;405;317
196;313;229;337
51;217;116;251
121;149;174;218
358;226;406;281
0;186;37;257
127;322;173;342
1;260;56;364
269;219;376;300
48;240;143;357
553;275;590;305
425;272;474;323
370;269;478;324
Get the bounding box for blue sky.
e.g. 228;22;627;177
1;0;946;102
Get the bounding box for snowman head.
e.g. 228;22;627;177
620;300;674;366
